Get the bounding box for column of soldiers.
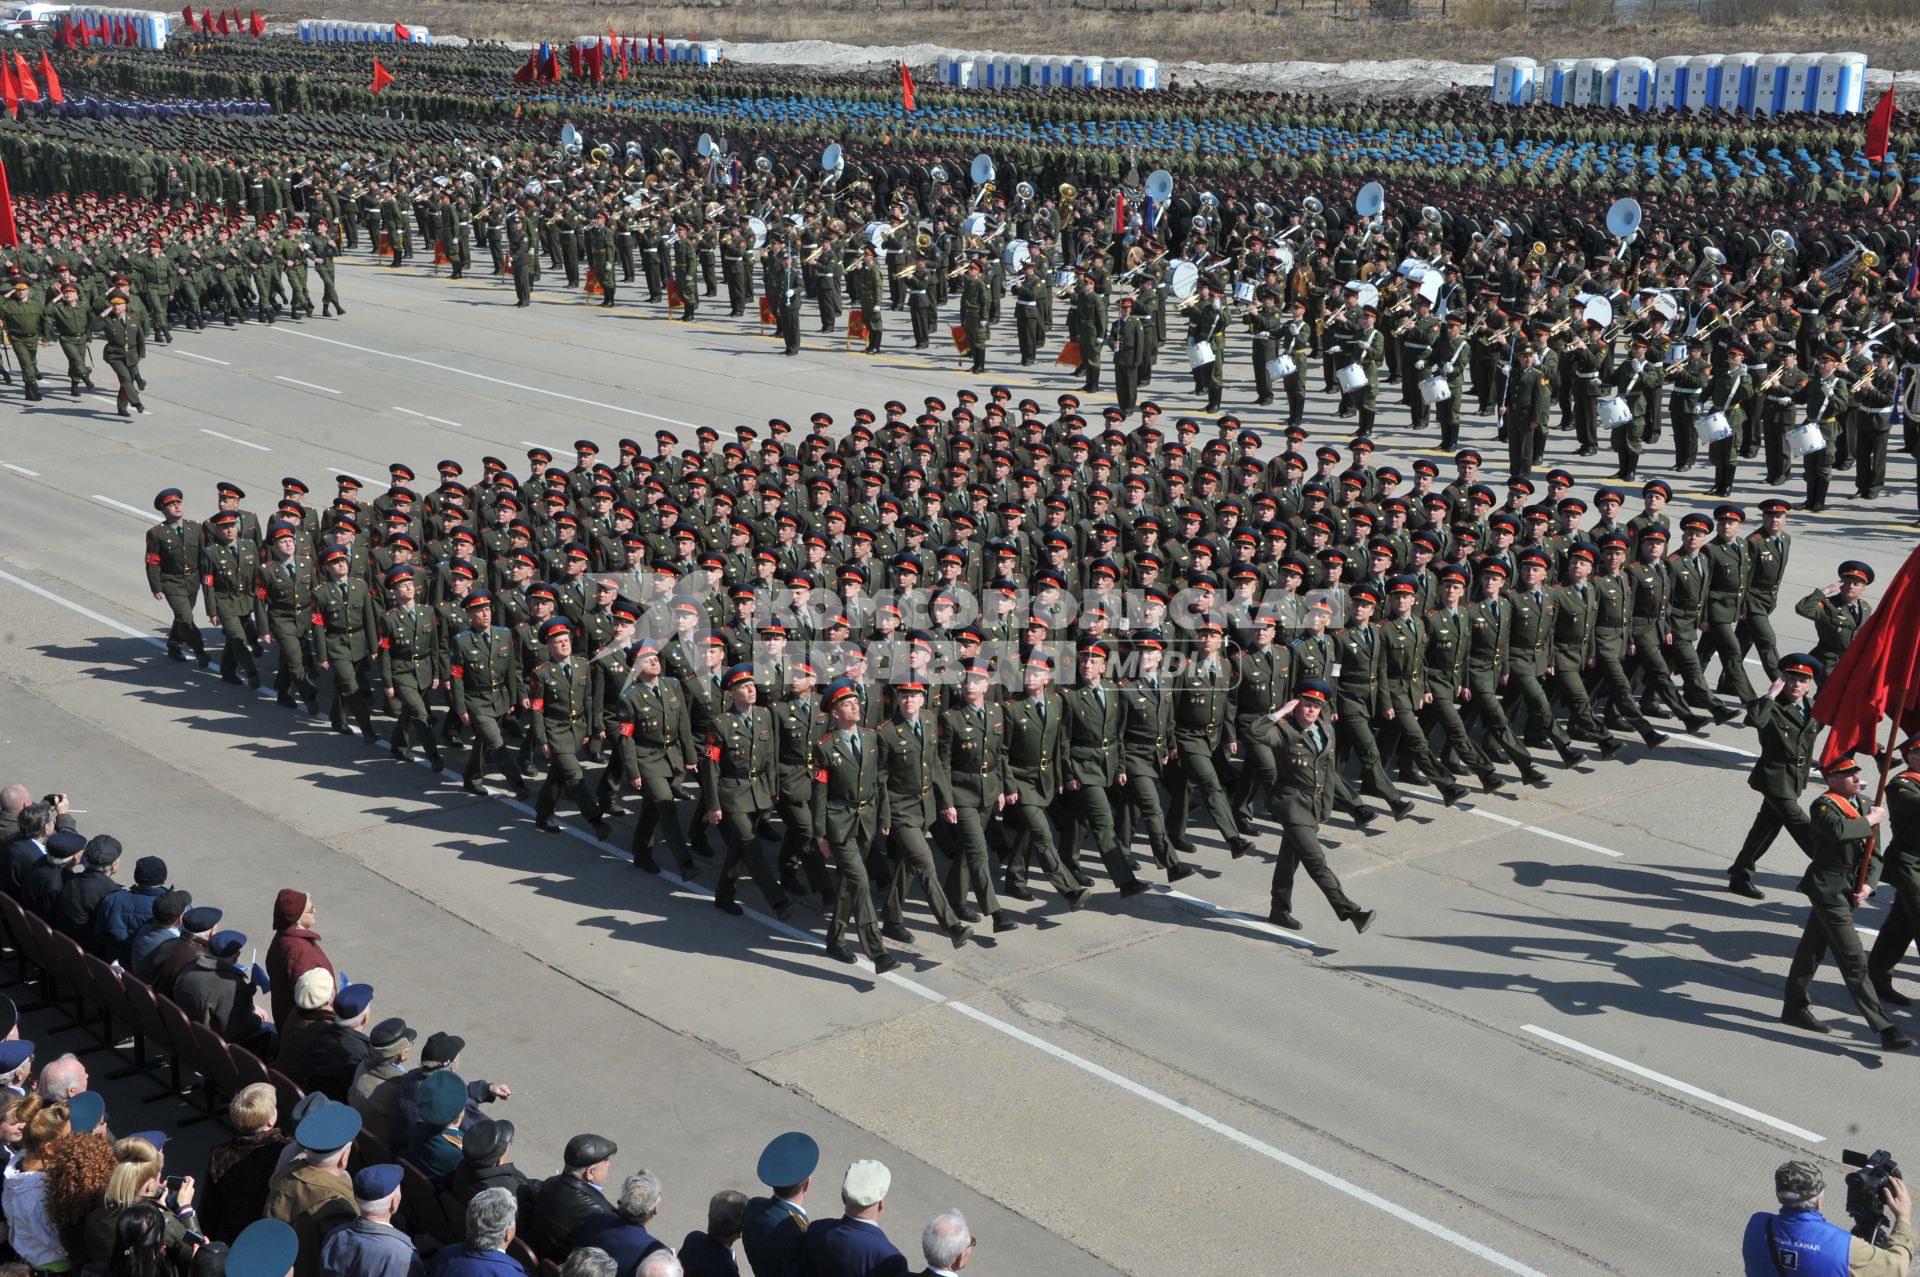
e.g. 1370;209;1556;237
141;391;1896;958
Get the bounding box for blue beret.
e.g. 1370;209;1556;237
183;906;223;932
756;1130;820;1187
46;831;85;857
333;983;374;1020
228;1219;299;1277
353;1163;403;1201
66;1090;106;1133
128;1130;169;1150
0;1039;33;1071
294;1100;362;1152
416;1070;467;1127
209;931;247;958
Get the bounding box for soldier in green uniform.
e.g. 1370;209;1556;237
847;245;883;354
1057;640;1149;898
958;258;989;376
146;487;208;666
1;276;46;400
1109;294;1147;417
312;220;345;317
1267;680;1376;934
584;210;616;309
260;522;318;711
1794;560;1873;680
1229;610;1303;833
93;292;146;417
814;679;898;972
1502;345;1551;481
1698;504;1757;703
529;617;613;841
1068;275;1101;393
448;591;526;798
615;639;698;877
40;281;93;397
874;680;970;948
934;661;1019;930
1167;619;1261;856
378;567;444;772
1000;655;1091;908
313;543;379;743
1728;653;1827;898
1463;561;1551;786
1867;736;1920;1006
200;509;262;688
699;664;789;919
1779;755;1913;1052
1328;592;1416;820
1590;534;1671;746
1113;631;1191;883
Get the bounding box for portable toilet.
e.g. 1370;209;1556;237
1571;58;1614;108
1785;53;1823;113
1719;53;1758;112
1609;56;1653;110
1134;57;1160;89
1100;59;1121;89
1493;57;1536;107
1751;53;1791;114
1653;55;1687;110
1539;57;1574;106
1079;55;1104;87
1821;52;1868;113
1687;55;1722;112
1008;54;1032;86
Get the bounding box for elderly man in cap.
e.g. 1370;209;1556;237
174;929;268;1049
21;828;82;920
130;889;192;981
450;1119;538;1221
151;902;222;997
743;1131;817;1277
265;1102;363;1277
575;1171;670;1277
1742;1159;1915;1276
92;854;170;963
794;1159;907;1277
528;1134;618;1254
309;982;377;1101
0;1037;33;1097
408;1069;471;1184
349;1018;417;1148
51;835;122;941
319;1164;420;1277
397;1031;512;1132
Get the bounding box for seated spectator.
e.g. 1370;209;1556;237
307;984;375;1102
23;832;83;919
0;785;73;844
264;890;332;1029
635;1256;680;1277
83;1134;199;1268
0;1038;35;1100
43;1113;115;1257
275;969;338;1089
430;1187;527;1277
405;1071;467;1185
130;891;192;983
918;1210;973;1277
3;1095;73;1272
3;801;58;895
151;907;223;999
348;1018;415;1150
105;1200;190;1277
794;1160;907;1277
448;1120;537;1222
38;1055;88;1102
574;1172;668;1277
202;1083;289;1244
174;932;268;1050
559;1248;614;1277
318;1164;423;1277
93;856;172;963
527;1135;617;1256
264;1103;361;1277
397;1034;510;1133
53;837;122;943
677;1191;746;1277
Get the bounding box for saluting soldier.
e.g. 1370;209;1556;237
200;509;263;688
40;281;92;397
313;543;380;743
935;661;1019;930
699;664;790;919
615;639;698;877
1794;560;1874;680
378;567;445;772
1778;755;1913;1053
1268;680;1376;934
448;591;527;798
875;681;970;950
814;679;898;972
847;244;883;354
93;291;146;417
259;522;318;711
0;276;46;400
1729;653;1827;898
529;617;613;841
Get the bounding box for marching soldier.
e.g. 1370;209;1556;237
875;681;970;949
1867;736;1920;1007
378;567;445;772
615;639;698;876
147;487;208;667
1794;559;1874;680
94;291;147;417
41;281;93;397
699;664;790;919
1728;653;1826;898
1058;640;1149;898
814;679;897;971
259;522;318;711
313;544;380;743
773;662;831;903
847;244;883;355
1000;655;1091;908
200;509;263;688
1268;680;1376;934
959;258;990;376
934;661;1019;930
448;591;527;798
1109;294;1147;417
529;617;613;841
1;276;45;400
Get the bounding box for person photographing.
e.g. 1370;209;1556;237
1744;1159;1915;1276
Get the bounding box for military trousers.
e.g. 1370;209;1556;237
880;824;960;929
935;807;1000;915
716;802;787;912
1783;893;1892;1032
1057;784;1143;890
1166;742;1246;847
1273;819;1359;921
1731;794;1817;888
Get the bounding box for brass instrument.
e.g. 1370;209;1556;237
1851;366;1886;394
1059;182;1077;203
803;244;827;266
1756;363;1790;394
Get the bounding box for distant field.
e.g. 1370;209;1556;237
292;0;1920;72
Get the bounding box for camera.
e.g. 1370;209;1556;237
1843;1148;1902;1244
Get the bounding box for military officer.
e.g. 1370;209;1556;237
875;681;970;949
201;509;262;687
1114;631;1191;883
934;661;1019;930
0;276;45;400
1268;680;1376;934
700;664;789;919
1867;736;1920;1006
448;591;526;797
615;639;697;876
1058;640;1150;898
1729;653;1827;898
41;281;92;397
95;291;146;417
1794;560;1874;680
814;679;897;971
259;521;318;710
1167;619;1259;856
313;544;379;743
378;567;444;772
529;617;613;841
147;488;208;666
1000;655;1092;908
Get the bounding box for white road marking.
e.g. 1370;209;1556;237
396;405;465;429
276;375;340;395
200;429;271;452
392;406;425;417
3;463;39;476
92;494;160;521
1159;886;1317;947
0;567;161;643
325;467;367;482
1413;792;1624;857
427;414;463;428
1521;1024;1823;1142
267;327;703;427
175;351;232;366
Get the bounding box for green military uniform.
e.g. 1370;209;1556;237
39;290;92;394
875;706;966;938
1699;526;1757;702
312;559;379;740
1868;760;1920;996
1;281;46;398
698;682;788;916
1729;677;1824;894
1269;701;1371;931
200;522;262;686
774;691;830;902
935;695;1009;922
259;540;318;708
379;597;445;769
1166;645;1256;855
1782;773;1898;1041
93;305;145;416
529;643;610;836
145;498;207;664
1794;586;1870;680
1114;660;1185;879
615;672;696;874
1000;689;1088;902
959;268;989;375
812;718;890;964
1058;674;1146;894
448;611;525;794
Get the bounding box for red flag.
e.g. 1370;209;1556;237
1815;542;1920;767
180;6;194;29
513;49;536;84
38;52;61;104
0;59;15;118
215;10;229;35
1866;87;1896;165
247;9;263;37
616;34;627;77
1113;189;1127;235
57;15;74;49
13;53;37;102
584;42;603;82
0;160;17;249
393;21;410;41
900;61;915;112
567;43;583;78
369;57;393;93
200;10;211;34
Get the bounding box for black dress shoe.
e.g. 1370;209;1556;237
1682;714;1711;733
1441;783;1468;806
591;819;612;842
1885;1028;1916;1052
1780;1006;1830;1034
1169;836;1197;853
948;925;972;949
1003;880;1035;902
824;942;858;964
1641;728;1669;748
1167;863;1196;883
1075;871;1096;888
1727;879;1764;899
1269;910;1303;930
1389;800;1415;821
1558;747;1587;767
1596;737;1624;759
1352;807;1380;826
992;911;1021;933
1481;773;1506;794
873;953;901;975
881;923;914;945
535;817;561;833
1711;703;1739;724
1874;980;1913;1008
1118;880;1150;898
1065;887;1090;912
1229;840;1254;859
956;906;983;924
1521;768;1550;787
773;900;794;921
712;897;744;916
1348;908;1376;934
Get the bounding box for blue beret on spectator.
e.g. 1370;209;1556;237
66;1090;106;1133
228;1219;298;1277
353;1164;403;1202
0;1039;33;1071
334;984;374;1020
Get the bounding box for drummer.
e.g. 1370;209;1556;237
1704;341;1753;499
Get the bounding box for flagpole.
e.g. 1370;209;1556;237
1859;695;1907;895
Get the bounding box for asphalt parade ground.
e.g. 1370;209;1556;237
3;256;1919;1277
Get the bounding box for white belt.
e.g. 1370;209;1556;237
1016;300;1037;308
1575;371;1600;380
1862;406;1894;416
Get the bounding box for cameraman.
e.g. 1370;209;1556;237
1744;1160;1917;1276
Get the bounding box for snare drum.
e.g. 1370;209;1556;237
1266;353;1297;380
1418;375;1452;404
1187;339;1216;370
1336;363;1369;393
1699;410;1733;443
1786;422;1826;457
1595;395;1633;428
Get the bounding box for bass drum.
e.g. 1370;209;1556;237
1786;423;1827;457
1187;339;1216;370
1698;410;1733;443
1595;396;1633;428
1335;363;1369;393
1418;375;1452;404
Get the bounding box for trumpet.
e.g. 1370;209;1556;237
803;244;827;266
1756;363;1791;394
1851;366;1887;394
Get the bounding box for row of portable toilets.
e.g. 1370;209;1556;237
296;18;431;44
1493;52;1869;115
569;35;723;66
933;53;1161;91
63;6;169;47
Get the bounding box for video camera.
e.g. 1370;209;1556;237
1843;1148;1902;1245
